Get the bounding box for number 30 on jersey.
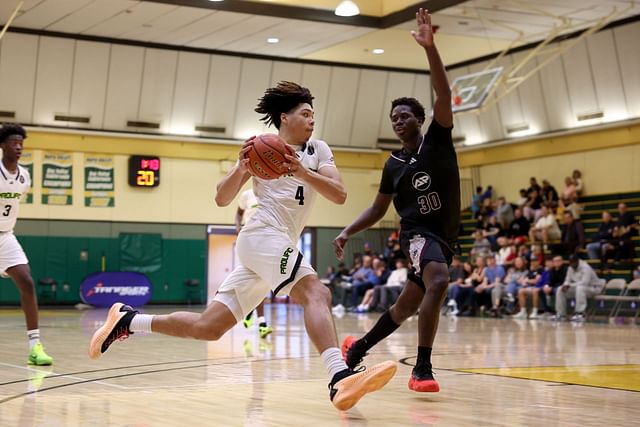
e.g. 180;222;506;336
417;192;441;214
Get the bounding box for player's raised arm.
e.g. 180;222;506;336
412;8;452;128
215;138;254;207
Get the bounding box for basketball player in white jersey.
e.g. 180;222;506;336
0;124;53;365
89;81;397;411
235;188;273;338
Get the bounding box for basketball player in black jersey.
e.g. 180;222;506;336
333;8;460;393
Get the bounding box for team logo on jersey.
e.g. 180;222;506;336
409;157;417;165
18;176;24;184
0;192;21;199
412;172;431;191
307;145;315;155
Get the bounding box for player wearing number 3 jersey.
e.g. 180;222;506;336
334;8;460;393
89;81;397;412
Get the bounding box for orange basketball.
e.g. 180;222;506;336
244;133;292;180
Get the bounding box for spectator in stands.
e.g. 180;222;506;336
471;186;482;219
512;257;543;319
528;177;541;195
507;208;530;245
480;198;495;219
541;179;560;208
503;256;529;313
354;258;390;312
445;256;467;316
572;169;584;196
483;215;503;250
555;254;604;322
382;237;397;266
362;242;376;258
516;189;529;209
480;255;505;317
634;265;640;280
534;256;555;315
562;176;578;205
495;196;514;229
459;256;487;316
530;244;544;265
558;211;585;255
541;255;567;315
524;189;543;221
369;258;409;312
586;211;616;269
529;205;561;245
470;230;492;259
496;236;516;269
613;202;639;264
349;255;378;309
480;185;493;203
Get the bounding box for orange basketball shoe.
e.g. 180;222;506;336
88;303;137;359
329;361;397;411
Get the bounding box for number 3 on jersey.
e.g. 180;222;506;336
295;186;305;205
2;205;11;217
417;192;441;214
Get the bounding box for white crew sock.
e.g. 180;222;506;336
129;314;155;333
321;347;349;379
27;329;40;349
258;316;266;325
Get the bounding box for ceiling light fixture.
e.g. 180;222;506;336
372;48;384;54
267;37;279;44
335;1;360;17
208;0;224;2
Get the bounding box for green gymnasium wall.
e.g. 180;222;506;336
0;220;206;305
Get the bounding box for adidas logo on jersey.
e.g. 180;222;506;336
280;247;294;274
0;192;21;199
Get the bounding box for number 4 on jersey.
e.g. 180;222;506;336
295;186;305;205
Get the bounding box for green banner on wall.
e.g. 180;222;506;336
84;154;114;207
42;152;73;205
19;150;34;204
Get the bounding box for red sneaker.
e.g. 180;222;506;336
408;366;440;392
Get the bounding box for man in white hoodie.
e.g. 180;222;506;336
555;254;604;322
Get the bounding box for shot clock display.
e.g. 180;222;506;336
128;155;160;187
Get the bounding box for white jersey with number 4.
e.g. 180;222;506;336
244;139;336;241
0;163;30;233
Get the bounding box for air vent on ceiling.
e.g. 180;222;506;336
127;120;160;129
452;135;466;144
505;123;529;134
376;138;401;151
577;111;604;121
195;125;226;133
0;111;16;119
54;114;90;123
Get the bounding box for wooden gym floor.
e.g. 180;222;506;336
1;305;639;426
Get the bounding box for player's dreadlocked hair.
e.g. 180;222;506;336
0;123;27;144
390;97;426;123
255;81;314;129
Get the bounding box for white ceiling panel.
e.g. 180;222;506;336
13;0;94;29
187;15;283;49
118;6;210;41
0;0;42;23
83;1;177;37
152;10;250;45
46;0;136;33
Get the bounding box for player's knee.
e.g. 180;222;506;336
306;282;331;307
391;301;417;321
192;320;223;341
426;273;448;297
15;277;35;295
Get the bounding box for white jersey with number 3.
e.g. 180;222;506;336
0;163;30;232
244;139;336;241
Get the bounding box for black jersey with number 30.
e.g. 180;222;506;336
379;120;461;243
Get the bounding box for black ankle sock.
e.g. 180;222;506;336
416;346;432;367
245;312;253;322
259;322;267;327
354;311;401;353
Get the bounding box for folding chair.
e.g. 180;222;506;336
591;278;626;318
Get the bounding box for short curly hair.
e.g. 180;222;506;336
255;81;314;129
0;124;26;144
390;97;426;123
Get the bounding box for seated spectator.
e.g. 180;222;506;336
349;255;380;309
483;215;504;250
353;258;390;312
541;255;568;315
561;176;577;205
586;211;616;270
528;177;541;195
367;258;409;312
634;265;640;280
557;211;585;255
448;256;485;316
495;196;514;229
613;202;639;263
479;255;505;317
480;197;495;219
382;237;397;266
471;186;482;219
507;208;530;245
470;230;492;259
481;185;493;203
541;179;559;208
515;189;529;209
502;256;529;313
555;254;604;322
495;236;516;269
530;244;544;265
529;205;561;244
445;256;466;316
534;256;556;314
524;189;543;222
512;257;544;319
362;242;377;258
572;169;584;196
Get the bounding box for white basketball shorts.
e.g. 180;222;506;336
0;232;28;277
213;224;315;322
